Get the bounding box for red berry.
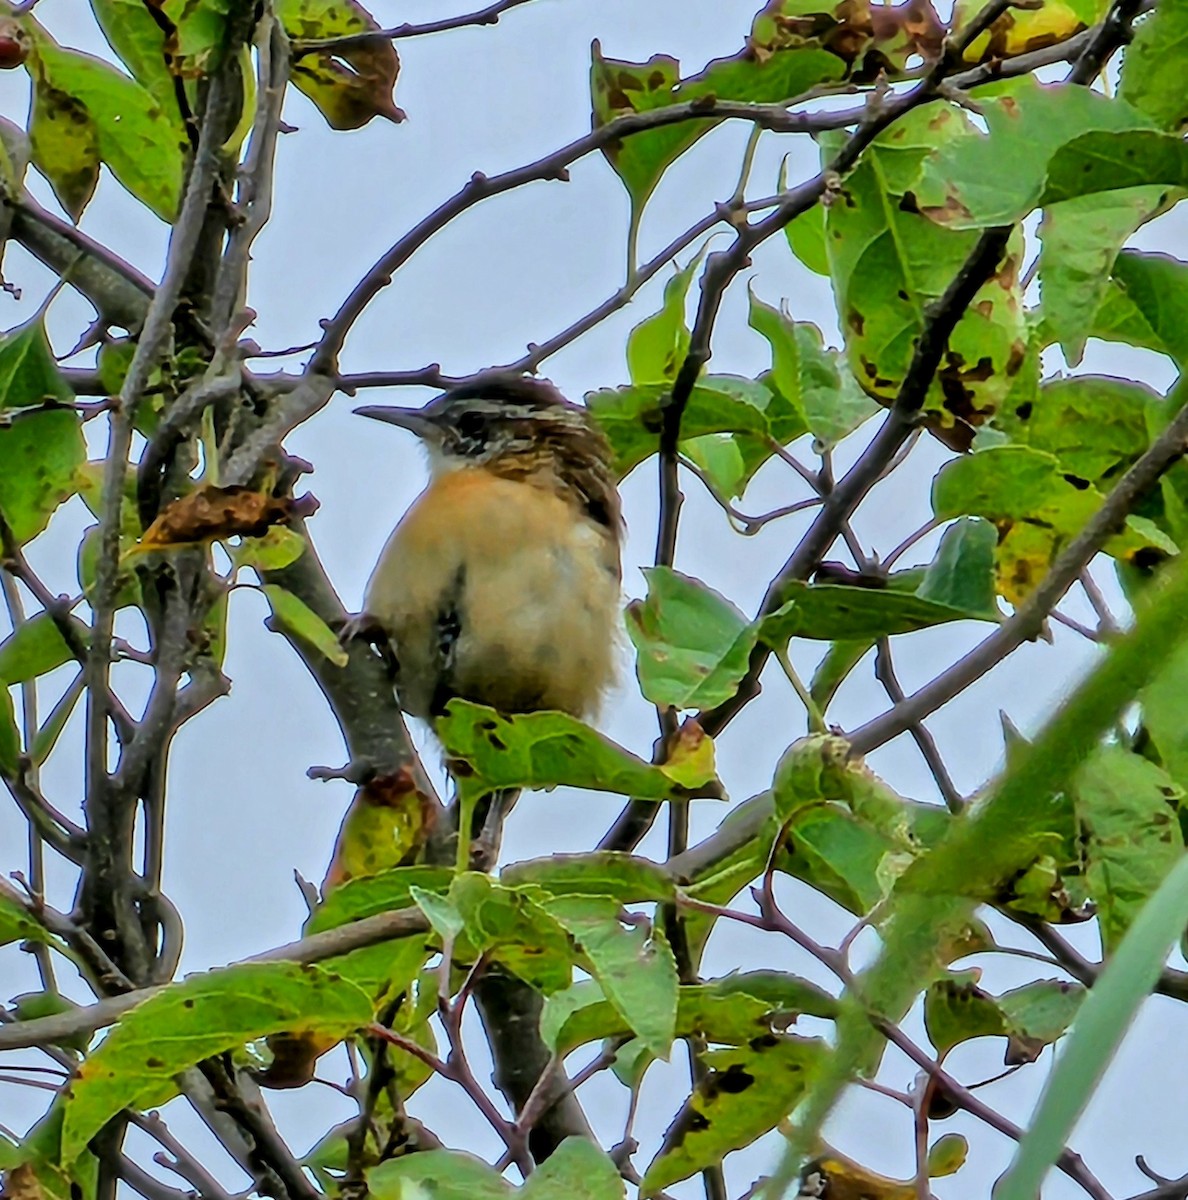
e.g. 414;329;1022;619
0;21;29;70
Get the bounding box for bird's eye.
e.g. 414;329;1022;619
453;409;488;449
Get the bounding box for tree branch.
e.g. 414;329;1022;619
291;0;540;51
6;194;152;332
0;905;431;1053
848;382;1188;754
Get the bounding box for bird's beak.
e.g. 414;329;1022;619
353;405;439;438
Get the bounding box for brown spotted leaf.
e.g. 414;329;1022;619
321;770;439;890
641;1034;826;1195
591;5;850;234
821;105;1027;442
932;444;1175;602
436;699;721;805
281;0;403;129
27;71;98;220
954;0;1101;64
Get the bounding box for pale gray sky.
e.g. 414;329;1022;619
1;3;1186;1197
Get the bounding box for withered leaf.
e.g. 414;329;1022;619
139;486;319;548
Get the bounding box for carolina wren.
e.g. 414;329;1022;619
355;376;623;722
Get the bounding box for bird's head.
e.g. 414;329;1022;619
355;375;621;530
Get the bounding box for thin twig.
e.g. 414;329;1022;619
682;456;821;532
873;640;965;813
126;1111;236;1200
0;904;431;1053
211;12;290;336
82;70;233;983
0;511;135;745
849;387;1188;754
1080;567;1120;636
293;0;538;51
876;1017;1112;1200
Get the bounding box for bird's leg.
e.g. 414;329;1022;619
338;611;400;676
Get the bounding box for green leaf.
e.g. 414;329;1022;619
1038;187;1173;365
916;518;1000;620
305;866;453;935
933;445;1064;520
748;291;876;449
784;195;829;277
436;699;719;803
0;613;86;684
746;292;809;440
279;0;402;129
31;673;83;766
927;1134;968;1178
823;104;1026;431
1072;745;1185;950
447;875;574;993
626;567;757;710
996;854;1188;1200
924;976;1008;1055
77;524;142;612
1042;129;1188;208
0;119;30;285
810;638;873;712
991;376;1154;486
541;970;837;1058
0;320;83;546
8;990;90;1054
641;1035;826;1196
1120;0;1188;130
6;1103;98;1200
163;0;231;78
590;34;842;242
89;0;174;108
520;1139;624;1200
0;411;83;547
917;81;1157;228
501;853;676;903
769;736;950;915
627;257;699;384
0;318;74;408
1141;638;1188;788
925;976;1082;1060
60;963;372;1159
260;583;348;667
680;816;771;966
318;936;433;1008
1090;249;1188;365
997;979;1085;1054
761;578;997;644
0;685;18;777
369;1151;512;1200
543;895;678;1058
587;379;771;479
410;885;465;942
778;547;1188;1182
30;38;187;220
931;443;1173;601
0;888;54;946
234;526;306;572
90;1;229;109
682;432;748;502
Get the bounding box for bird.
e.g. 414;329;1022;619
353;375;623;724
